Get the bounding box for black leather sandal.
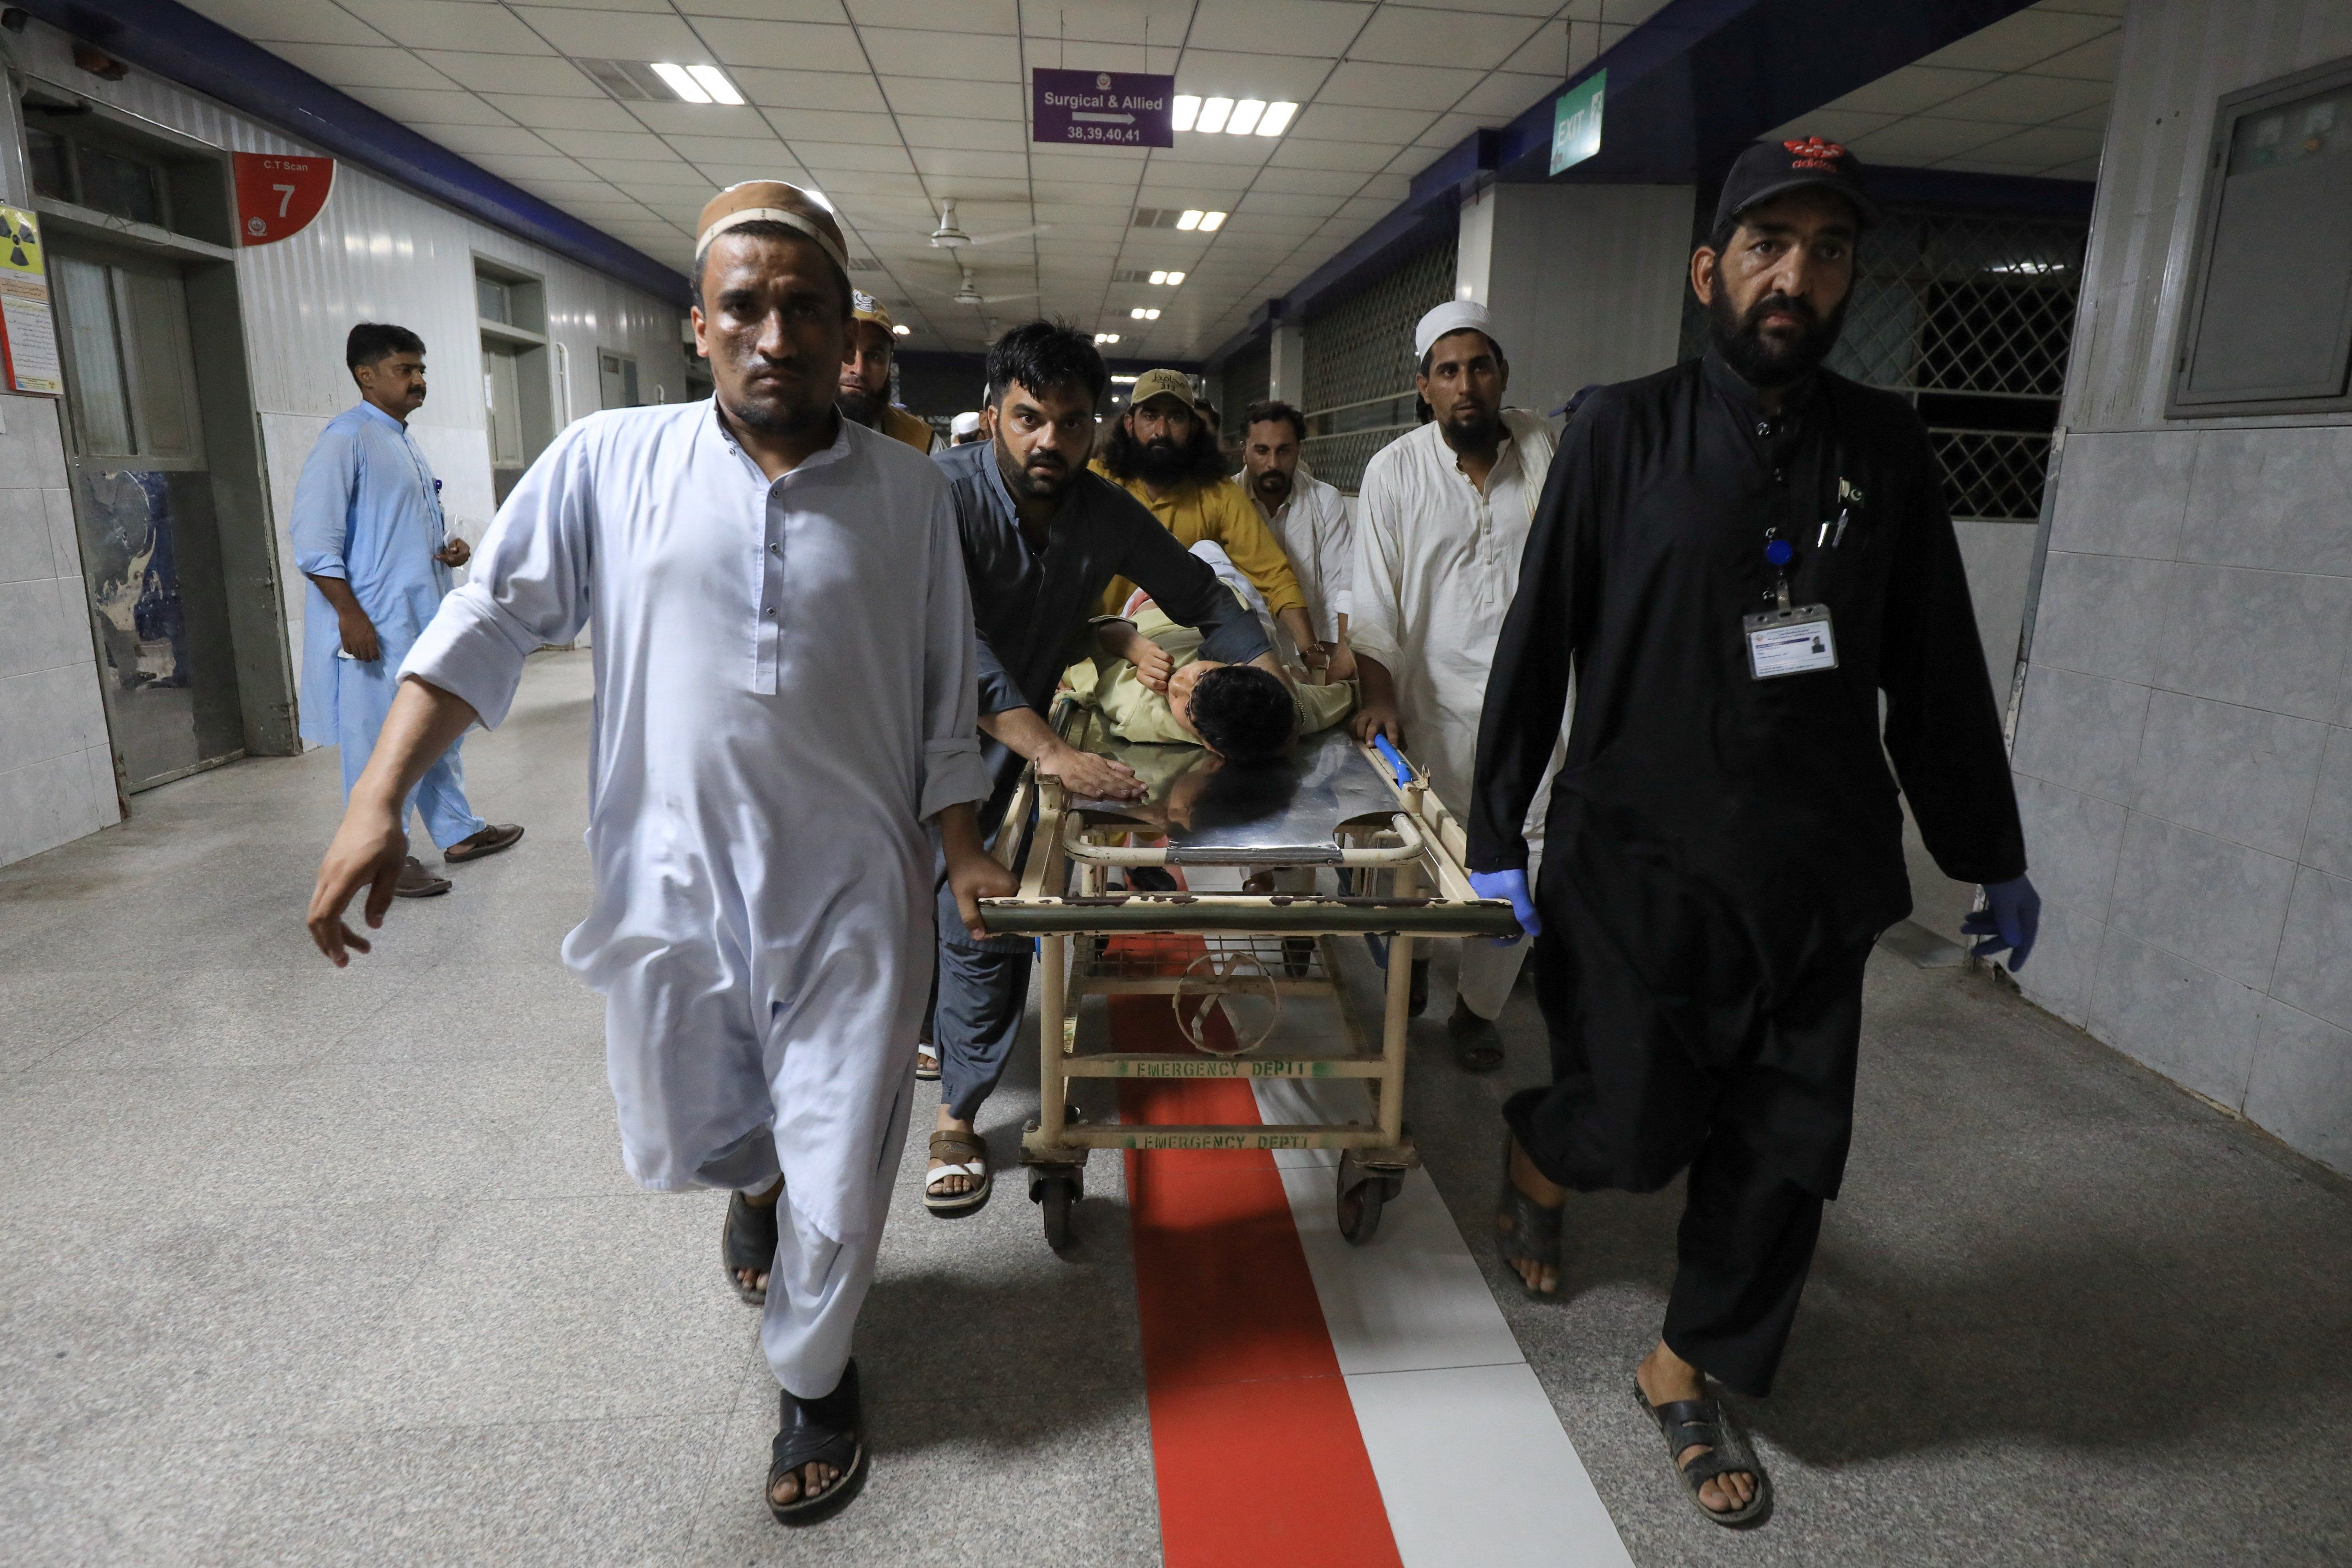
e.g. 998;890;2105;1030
768;1361;868;1527
1494;1137;1563;1297
721;1188;779;1306
1633;1380;1772;1528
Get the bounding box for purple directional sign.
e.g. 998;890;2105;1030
1032;68;1175;149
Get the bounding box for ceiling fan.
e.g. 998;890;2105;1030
930;263;1038;308
928;198;1050;249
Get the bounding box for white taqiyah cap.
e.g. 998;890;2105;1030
1413;298;1499;361
950;411;982;438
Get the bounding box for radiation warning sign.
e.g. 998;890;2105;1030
0;205;63;397
233;152;334;244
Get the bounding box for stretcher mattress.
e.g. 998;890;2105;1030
1071;727;1403;865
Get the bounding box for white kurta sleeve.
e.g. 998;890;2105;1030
1346;452;1408;672
918;486;988;820
400;422;594;729
1325;489;1356;623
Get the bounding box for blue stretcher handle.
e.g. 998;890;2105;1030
1372;734;1412;788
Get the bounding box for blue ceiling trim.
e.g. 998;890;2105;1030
13;0;688;303
1211;0;2065;364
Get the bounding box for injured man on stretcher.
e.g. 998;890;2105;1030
1068;542;1355;762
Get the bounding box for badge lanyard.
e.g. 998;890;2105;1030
1742;434;1847;681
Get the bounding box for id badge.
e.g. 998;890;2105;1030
1743;604;1838;679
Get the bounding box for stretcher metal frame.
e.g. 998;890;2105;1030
976;700;1519;1250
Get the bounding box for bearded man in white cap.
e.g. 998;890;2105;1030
1348;299;1560;1071
302;179;1013;1528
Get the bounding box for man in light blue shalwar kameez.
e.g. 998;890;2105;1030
290;322;522;895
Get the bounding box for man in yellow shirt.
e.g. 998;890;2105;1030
838;292;938;453
1092;369;1319;666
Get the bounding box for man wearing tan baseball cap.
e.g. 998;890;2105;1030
304;178;1012;1528
841;290;938;453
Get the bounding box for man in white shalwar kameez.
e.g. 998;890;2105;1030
1350;301;1561;1072
305;182;1013;1528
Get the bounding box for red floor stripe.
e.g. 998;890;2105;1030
1114;937;1404;1568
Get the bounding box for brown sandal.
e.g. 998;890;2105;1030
924;1130;990;1215
443;823;524;862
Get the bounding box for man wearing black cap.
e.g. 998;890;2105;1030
1468;139;2040;1526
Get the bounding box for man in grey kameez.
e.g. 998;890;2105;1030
306;182;1014;1528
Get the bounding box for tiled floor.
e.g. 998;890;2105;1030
4;649;2348;1566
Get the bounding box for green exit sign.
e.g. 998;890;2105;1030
1550;70;1605;175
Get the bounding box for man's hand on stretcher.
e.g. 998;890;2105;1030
981;704;1147;801
938;802;1018;939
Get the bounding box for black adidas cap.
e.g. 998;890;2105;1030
1712;137;1882;234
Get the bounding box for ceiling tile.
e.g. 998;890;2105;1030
1961;123;2108;165
898;116;1030;152
551;129;681;160
695;159;817;186
2052;102;2110;131
512;7;711;61
1172;49;1334;101
415;124;560;158
1250;166;1368;197
1331;193;1397;224
1267;137;1396;173
1843;116;2010;162
910;148;1031;179
347;86;516;127
266;42;455;90
730;67;890;112
1318;62;1486;111
1349;6;1544;70
577;155;696;180
627;102;773;135
1153;135;1279;168
2044;156;2104;180
1028;42;1159;73
503;0;678;13
665;133;794;163
861;28;1025;81
846;0;1018;31
1289;102;1435;143
468;151;597;181
1450;71;1559;119
1934;72;2109;126
694;19;868;72
786;140;917;173
1762;109;1899;144
417;50;598;96
181;0;386;47
1918;8;2117;72
757;108;902;143
1826;65;1998;117
340;0;541;54
1413;111;1484;147
795;169;930;199
880;77;1025;121
1185;0;1372;56
481;93;647;129
2026;30;2124;81
1500;21;1576;77
1028;150;1149;180
1354;171;1408;202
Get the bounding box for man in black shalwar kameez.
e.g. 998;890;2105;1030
1466;139;2041;1527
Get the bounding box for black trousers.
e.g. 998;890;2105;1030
1504;894;1871;1398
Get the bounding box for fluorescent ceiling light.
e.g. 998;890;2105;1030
1164;270;1184;286
1149;270;1167;285
1226;99;1264;135
1128;306;1161;320
891;322;910;336
1172;95;1201;133
1176;209;1203;231
1198;209;1226;232
1256;101;1297;137
649;62;711;103
686;64;743;105
1195;96;1234;134
1096;333;1121;345
1111;374;1138;383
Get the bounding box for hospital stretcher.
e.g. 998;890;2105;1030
976;698;1520;1251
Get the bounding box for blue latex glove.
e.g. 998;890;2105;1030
1469;868;1541;945
1961;874;2040;972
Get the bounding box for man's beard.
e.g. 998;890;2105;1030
1250;466;1293;507
836;379;881;425
723;384;830;436
1134;435;1190;485
1708;287;1847;389
996;434;1071;501
1438;404;1501;456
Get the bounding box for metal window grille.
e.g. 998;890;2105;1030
1680;207;2087;522
1295;234;1459;493
1214;338;1271;459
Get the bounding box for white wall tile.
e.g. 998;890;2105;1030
2179;426;2352;577
2105;811;2295;989
2086;931;2265;1109
2241;1002;2352;1175
2014;772;2127;914
2046;430;2190;558
2018;896;2106;1026
2270;866;2352;1035
2022;550;2173;683
0;488;56;586
2301;727;2352;880
2130;690;2328;859
2153;565;2352;724
2011;665;2150;802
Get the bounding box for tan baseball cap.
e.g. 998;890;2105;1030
694;181;849;276
1128;367;1196;411
851;289;894;333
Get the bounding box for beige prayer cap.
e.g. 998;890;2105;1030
694;180;850;276
851;289;894;333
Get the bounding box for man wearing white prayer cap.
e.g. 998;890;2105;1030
1348;298;1562;1070
948;409;985;445
303;177;1014;1528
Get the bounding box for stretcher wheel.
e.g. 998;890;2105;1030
1336;1154;1405;1246
1033;1172;1081;1251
